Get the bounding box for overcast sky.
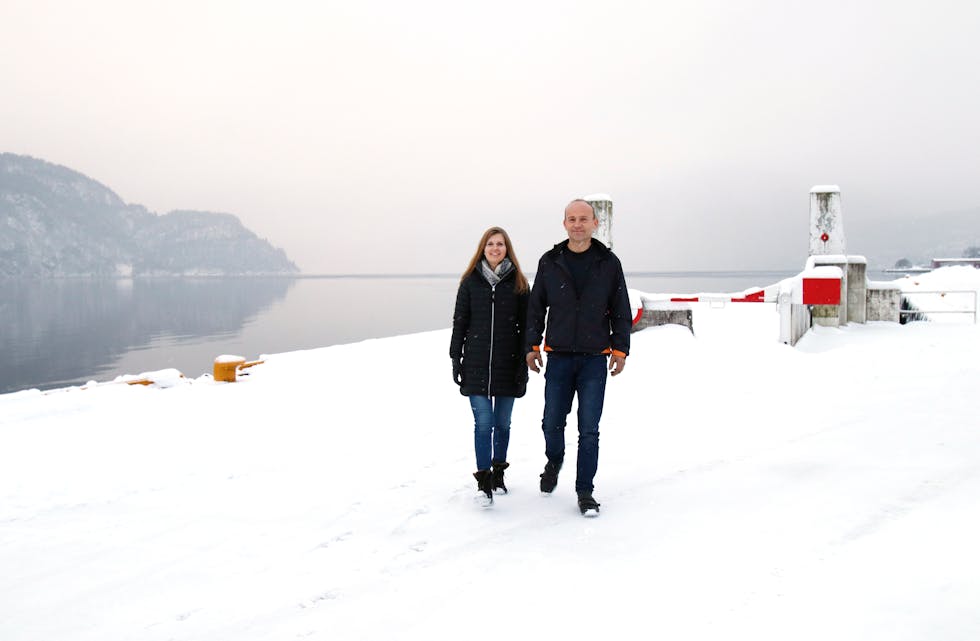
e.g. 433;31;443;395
2;0;978;273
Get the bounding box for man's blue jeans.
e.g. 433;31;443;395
541;353;608;494
469;395;515;471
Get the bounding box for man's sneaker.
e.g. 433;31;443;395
539;460;561;493
577;493;600;516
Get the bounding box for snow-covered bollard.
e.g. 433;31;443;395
214;355;246;382
123;369;186;388
213;355;265;382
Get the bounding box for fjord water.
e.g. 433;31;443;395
1;271;813;394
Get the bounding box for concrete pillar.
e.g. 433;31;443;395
866;283;902;322
778;290;812;346
846;256;867;324
809;185;845;256
583;193;613;249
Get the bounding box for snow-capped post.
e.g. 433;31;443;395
583;193;613;249
214;355;246;382
212;355;265;382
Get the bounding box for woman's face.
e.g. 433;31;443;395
483;233;507;269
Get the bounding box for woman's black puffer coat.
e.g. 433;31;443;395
449;267;529;398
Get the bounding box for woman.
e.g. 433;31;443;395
450;226;530;505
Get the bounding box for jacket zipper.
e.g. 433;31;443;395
487;284;496;398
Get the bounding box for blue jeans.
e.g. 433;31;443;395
541;353;608;494
469;395;515;471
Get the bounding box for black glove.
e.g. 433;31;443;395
452;358;463;386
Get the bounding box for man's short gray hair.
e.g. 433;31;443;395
565;199;596;218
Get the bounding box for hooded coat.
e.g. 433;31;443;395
449;265;529;398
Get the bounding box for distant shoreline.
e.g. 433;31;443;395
3;268;901;281
293;269;807;280
882;267;932;274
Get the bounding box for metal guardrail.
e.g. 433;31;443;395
900;290;978;323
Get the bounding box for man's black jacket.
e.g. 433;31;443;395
525;239;631;356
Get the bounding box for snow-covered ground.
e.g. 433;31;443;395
2;267;979;641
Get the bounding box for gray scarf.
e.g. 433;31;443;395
480;258;514;287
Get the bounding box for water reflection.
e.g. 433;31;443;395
4;271;888;395
0;278;293;393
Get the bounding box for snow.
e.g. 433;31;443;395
802;265;843;279
869;280;903;290
2;269;980;640
897;266;980;323
810;185;841;193
214;355;246;364
806;254;849;268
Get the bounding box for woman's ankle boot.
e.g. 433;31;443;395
491;461;509;494
473;469;493;502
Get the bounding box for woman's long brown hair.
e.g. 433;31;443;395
460;226;530;293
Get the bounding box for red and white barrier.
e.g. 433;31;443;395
667;284;781;305
632;267;844;346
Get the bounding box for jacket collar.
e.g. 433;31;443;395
549;238;611;259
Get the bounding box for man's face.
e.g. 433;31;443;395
563;202;598;243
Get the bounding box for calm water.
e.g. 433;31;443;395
3;270;886;394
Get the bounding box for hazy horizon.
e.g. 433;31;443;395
3;1;978;273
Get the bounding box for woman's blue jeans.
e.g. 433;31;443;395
541;353;608;494
469;395;515;471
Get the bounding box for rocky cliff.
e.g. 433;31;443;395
0;153;298;277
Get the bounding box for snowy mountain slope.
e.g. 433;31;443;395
0;153;298;276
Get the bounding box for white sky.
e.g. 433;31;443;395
2;0;979;273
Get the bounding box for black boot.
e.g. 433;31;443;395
578;493;601;516
473;470;493;504
491;461;510;494
539;460;562;493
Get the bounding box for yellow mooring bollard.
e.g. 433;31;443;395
213;355;246;382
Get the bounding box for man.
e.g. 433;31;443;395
525;199;631;516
